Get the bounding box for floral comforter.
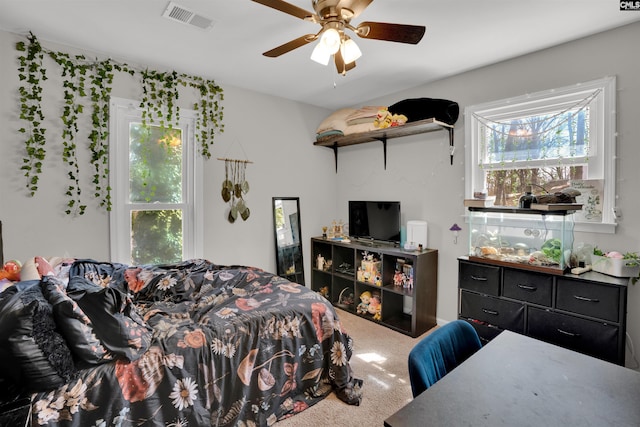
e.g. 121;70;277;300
29;259;363;426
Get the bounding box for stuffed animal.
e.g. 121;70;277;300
368;293;382;320
0;259;22;282
374;108;408;129
374;109;393;129
319;286;330;298
390;113;408;127
357;291;372;314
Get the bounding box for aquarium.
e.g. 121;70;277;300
466;207;576;274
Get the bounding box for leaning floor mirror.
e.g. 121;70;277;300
272;197;305;285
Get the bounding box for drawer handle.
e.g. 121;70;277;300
573;295;600;303
517;284;537;291
557;328;581;338
470;275;488;282
482;308;499;316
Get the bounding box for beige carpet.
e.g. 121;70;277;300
276;308;437;427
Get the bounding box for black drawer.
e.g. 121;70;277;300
503;269;553;307
528;307;620;364
460;290;524;333
556;278;620;322
459;317;502;345
459;261;501;296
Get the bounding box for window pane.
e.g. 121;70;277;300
129;124;183;203
481;108;589;165
130;209;183;264
486;166;586;207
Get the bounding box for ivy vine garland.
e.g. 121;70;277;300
141;69;180;131
89;60;119;211
16;33;47;198
16;32;224;215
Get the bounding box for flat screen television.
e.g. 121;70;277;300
348;201;401;245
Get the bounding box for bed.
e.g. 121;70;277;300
0;251;363;426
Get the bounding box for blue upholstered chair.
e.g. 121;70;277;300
408;320;482;397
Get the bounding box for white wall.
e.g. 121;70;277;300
1;22;639;369
341;21;640;369
0;30;334;280
205;86;335;271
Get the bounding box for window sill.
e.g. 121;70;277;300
574;221;617;234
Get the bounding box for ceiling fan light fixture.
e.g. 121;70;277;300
340;8;354;20
310;42;331;65
320;27;341;54
341;38;361;64
253;0;426;74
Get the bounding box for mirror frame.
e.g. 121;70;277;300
272;197;305;285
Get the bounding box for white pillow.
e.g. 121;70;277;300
343;122;378;135
20;257;41;281
316;108;357;134
345;106;384;122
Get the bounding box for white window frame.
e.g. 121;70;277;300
109;97;203;263
464;76;617;234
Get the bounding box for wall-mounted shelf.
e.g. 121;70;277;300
313;118;455;171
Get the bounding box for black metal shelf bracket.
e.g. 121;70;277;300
448;127;455;165
373;136;388;169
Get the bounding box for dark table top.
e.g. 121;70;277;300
384;330;640;427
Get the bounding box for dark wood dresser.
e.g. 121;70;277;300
458;256;629;365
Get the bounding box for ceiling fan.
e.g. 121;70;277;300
251;0;426;75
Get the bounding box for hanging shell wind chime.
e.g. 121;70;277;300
221;159;251;223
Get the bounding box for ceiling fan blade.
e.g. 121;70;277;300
251;0;314;20
263;34;317;57
335;50;356;75
338;0;373;19
356;21;426;44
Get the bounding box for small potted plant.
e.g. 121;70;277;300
592;247;639;283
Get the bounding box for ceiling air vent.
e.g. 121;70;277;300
162;2;215;31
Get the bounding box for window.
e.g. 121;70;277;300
109;97;203;264
465;77;616;233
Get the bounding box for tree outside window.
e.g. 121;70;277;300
129;124;183;264
110;97;202;264
480;107;589;206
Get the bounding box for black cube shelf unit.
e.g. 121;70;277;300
311;237;438;337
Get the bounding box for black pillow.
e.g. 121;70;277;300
0;282;75;393
66;276;152;361
41;276;112;366
388;98;460;125
68;259;128;292
0;286;24;386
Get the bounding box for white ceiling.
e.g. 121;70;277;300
1;1;639;110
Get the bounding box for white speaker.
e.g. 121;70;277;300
406;220;428;249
